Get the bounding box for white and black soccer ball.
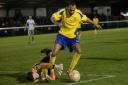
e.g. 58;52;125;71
69;70;80;82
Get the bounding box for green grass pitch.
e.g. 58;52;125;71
0;27;128;85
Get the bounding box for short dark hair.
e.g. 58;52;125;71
65;0;76;7
27;72;34;81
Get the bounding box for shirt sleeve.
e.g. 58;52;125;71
81;15;88;22
51;9;64;21
26;20;29;23
33;20;35;24
77;10;88;22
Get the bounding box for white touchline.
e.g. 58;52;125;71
0;71;26;74
0;71;116;85
66;74;116;85
87;74;116;77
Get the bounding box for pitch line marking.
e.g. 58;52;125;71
0;71;26;74
66;74;116;85
0;71;116;85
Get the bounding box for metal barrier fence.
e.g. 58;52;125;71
0;20;128;36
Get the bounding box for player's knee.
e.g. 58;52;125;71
78;51;81;54
76;49;81;54
50;52;56;57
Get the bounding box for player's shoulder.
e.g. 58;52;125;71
76;9;83;14
56;8;65;15
76;9;85;17
58;8;65;12
27;19;33;21
27;19;30;21
32;19;34;20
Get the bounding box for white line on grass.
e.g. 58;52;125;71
66;74;116;85
87;74;116;77
0;71;116;85
0;71;26;74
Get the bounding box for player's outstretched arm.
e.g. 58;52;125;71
87;17;102;29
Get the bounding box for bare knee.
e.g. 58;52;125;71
50;51;56;57
73;44;82;54
75;47;81;54
76;49;81;54
50;44;61;57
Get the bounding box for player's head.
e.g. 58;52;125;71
29;16;32;19
66;1;76;15
27;72;39;81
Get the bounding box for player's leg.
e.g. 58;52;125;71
78;31;81;39
77;28;82;39
30;30;33;43
38;63;63;76
94;28;98;34
49;34;66;80
93;25;98;34
67;43;81;73
31;63;52;82
38;63;63;80
31;29;34;42
68;28;82;68
38;63;52;68
28;29;31;44
49;43;62;80
50;43;62;66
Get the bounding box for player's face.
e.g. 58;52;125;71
29;16;32;19
68;4;76;15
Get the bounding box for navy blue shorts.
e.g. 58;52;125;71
55;34;79;50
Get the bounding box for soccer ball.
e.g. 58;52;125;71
69;70;80;82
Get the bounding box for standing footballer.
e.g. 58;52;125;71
26;16;35;44
49;1;102;80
